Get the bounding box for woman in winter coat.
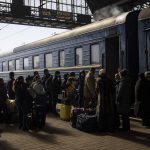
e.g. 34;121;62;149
66;72;78;106
32;76;46;105
96;69;116;132
84;68;96;109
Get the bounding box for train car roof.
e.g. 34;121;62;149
139;7;150;21
0;51;13;57
13;12;130;53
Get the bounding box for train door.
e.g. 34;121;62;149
145;31;150;70
105;36;119;80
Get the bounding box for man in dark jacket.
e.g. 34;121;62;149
134;73;145;117
52;71;62;113
138;71;150;126
116;69;132;131
42;69;53;111
78;70;85;107
14;76;29;131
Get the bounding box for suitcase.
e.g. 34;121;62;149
70;108;84;128
56;103;62;115
33;105;46;128
60;104;71;121
76;113;97;132
6;99;18;114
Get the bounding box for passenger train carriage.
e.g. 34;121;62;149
138;8;150;73
0;7;149;82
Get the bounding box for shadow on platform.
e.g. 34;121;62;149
0;140;19;150
43;123;75;136
28;123;76;144
110;130;150;147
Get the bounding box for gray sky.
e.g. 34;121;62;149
0;23;68;54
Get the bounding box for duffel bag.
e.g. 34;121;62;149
76;113;97;132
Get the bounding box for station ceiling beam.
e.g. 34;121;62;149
0;0;92;29
86;0;150;14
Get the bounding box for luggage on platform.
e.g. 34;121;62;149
28;104;46;129
71;108;96;128
6;99;18;114
5;99;18;123
56;103;62;115
60;104;71;121
76;113;97;132
33;104;46;128
70;108;84;128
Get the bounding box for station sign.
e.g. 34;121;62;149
39;9;73;22
77;14;91;23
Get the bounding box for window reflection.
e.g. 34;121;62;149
91;44;100;64
75;47;82;66
45;53;52;68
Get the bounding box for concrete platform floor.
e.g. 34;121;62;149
0;114;150;150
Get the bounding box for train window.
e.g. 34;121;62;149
8;60;14;71
15;59;20;70
2;61;6;72
59;50;65;67
75;47;82;66
90;44;100;64
23;57;29;70
45;53;52;68
33;55;39;69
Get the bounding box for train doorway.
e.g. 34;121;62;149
145;31;150;70
105;36;119;80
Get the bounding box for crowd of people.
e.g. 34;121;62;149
0;67;150;132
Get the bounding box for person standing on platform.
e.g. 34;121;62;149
0;78;8;123
52;71;62;114
139;71;150;127
33;71;40;78
134;73;145;117
7;72;15;99
84;68;96;109
96;69;116;132
62;73;69;91
116;69;132;131
66;72;78;106
78;70;85;107
42;69;53;111
14;76;29;131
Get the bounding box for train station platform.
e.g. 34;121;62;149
0;114;150;150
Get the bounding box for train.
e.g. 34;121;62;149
0;7;149;82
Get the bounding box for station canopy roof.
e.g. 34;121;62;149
86;0;124;13
86;0;150;14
